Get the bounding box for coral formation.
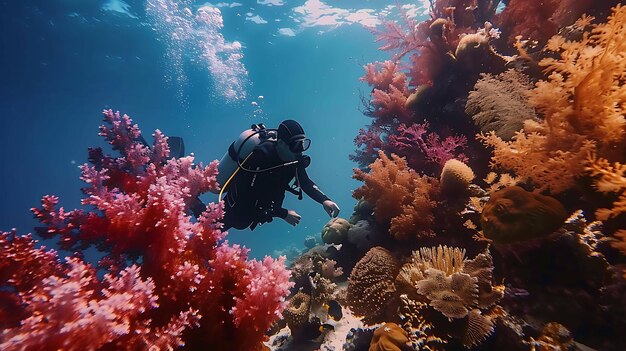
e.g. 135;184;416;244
368;323;409;351
347;247;400;324
353;151;438;240
439;158;475;196
465;69;538;140
321;217;352;244
480;186;568;244
482;5;626;193
395;246;503;347
2;110;292;351
283;292;311;329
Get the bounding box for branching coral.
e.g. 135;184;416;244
346;247;400;324
353;151;438;240
481;6;626;193
586;156;626;221
3;110;293;351
466;69;538;140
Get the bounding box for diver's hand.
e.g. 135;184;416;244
323;200;340;218
284;210;301;226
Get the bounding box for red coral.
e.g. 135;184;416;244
389;122;468;174
1;110;293;350
494;0;595;46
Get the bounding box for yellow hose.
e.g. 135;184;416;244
218;153;252;202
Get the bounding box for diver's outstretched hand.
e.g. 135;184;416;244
284;210;302;226
323;200;340;218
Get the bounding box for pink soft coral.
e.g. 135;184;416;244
2;110;293;351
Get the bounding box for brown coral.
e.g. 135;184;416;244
321;217;352;244
481;6;626;194
466;69;537;140
353;151;437;240
396;246;502;347
283;292;311;329
368;323;409;351
347;247;400;324
463;309;495;348
480;186;568;244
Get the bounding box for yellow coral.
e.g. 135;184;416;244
479;5;626;194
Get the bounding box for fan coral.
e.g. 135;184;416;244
481;6;626;193
347;247;400;325
368;323;409;351
397;246;476;319
353;151;438;240
466;69;537;140
283;292;311;329
480;186;568;244
4;110;293;351
440;159;475;196
321;217;352;244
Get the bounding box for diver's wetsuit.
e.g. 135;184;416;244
222;141;330;230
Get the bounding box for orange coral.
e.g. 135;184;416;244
353;151;438;240
586;156;626;221
480;5;626;193
369;323;409;351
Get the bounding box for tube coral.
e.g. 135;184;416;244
3;110;293;351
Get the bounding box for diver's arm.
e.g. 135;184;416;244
297;166;330;204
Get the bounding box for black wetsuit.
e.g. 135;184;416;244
222;141;330;230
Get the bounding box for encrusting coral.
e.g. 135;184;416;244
347;247;401;324
353;151;438;240
2;110;293;351
481;6;626;193
480;186;568;245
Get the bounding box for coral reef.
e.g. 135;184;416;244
2;110;292;351
353;151;438;240
347;247;400;324
481;5;626;193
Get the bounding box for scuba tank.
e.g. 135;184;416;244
210;123;276;194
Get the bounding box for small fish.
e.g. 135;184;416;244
324;300;343;321
301;317;334;340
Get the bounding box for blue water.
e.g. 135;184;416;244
0;0;426;258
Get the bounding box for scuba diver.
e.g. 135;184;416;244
205;120;340;230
